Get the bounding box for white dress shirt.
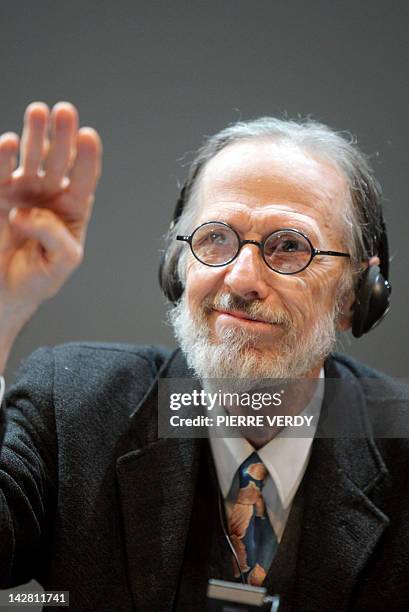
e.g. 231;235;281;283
209;369;324;542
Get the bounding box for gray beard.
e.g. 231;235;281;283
168;293;339;380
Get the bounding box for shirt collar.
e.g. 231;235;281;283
209;368;324;509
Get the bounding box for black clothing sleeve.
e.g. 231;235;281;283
0;347;57;588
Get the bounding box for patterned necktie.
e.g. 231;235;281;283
228;452;278;586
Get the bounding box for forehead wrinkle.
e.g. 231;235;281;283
199;139;348;209
199;173;330;212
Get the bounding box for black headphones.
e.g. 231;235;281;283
351;214;391;337
159;181;392;338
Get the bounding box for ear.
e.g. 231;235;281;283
336;256;381;332
336;289;356;332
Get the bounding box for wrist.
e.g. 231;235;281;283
0;302;39;374
0;332;17;375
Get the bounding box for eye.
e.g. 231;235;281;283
263;231;311;265
281;239;302;252
192;224;236;249
207;231;228;244
195;230;228;248
191;223;239;265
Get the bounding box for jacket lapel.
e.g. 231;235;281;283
292;356;390;611
116;350;201;611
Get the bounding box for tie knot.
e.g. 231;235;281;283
238;452;267;490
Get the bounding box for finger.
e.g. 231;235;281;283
20;102;49;176
0;132;19;182
42;102;79;194
8;206;83;268
63;127;102;218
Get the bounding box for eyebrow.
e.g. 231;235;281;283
198;214;322;242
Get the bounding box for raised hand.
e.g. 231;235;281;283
0;102;102;370
0;102;102;305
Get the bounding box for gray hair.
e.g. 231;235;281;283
160;116;384;302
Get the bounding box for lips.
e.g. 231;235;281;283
214;308;272;325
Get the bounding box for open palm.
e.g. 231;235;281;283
0;101;102;317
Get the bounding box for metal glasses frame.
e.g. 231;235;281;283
176;220;350;275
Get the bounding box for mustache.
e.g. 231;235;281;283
202;293;292;329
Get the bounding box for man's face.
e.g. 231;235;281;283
172;138;353;379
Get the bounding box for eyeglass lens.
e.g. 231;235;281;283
191;222;312;273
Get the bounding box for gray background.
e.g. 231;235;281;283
0;0;407;604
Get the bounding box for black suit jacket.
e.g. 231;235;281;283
0;342;408;611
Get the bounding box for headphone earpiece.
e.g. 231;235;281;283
158;185;187;304
351;264;391;338
158;247;184;304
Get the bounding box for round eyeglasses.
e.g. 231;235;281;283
177;221;350;275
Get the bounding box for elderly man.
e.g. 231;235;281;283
0;102;407;612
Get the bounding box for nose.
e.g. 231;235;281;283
223;243;270;300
